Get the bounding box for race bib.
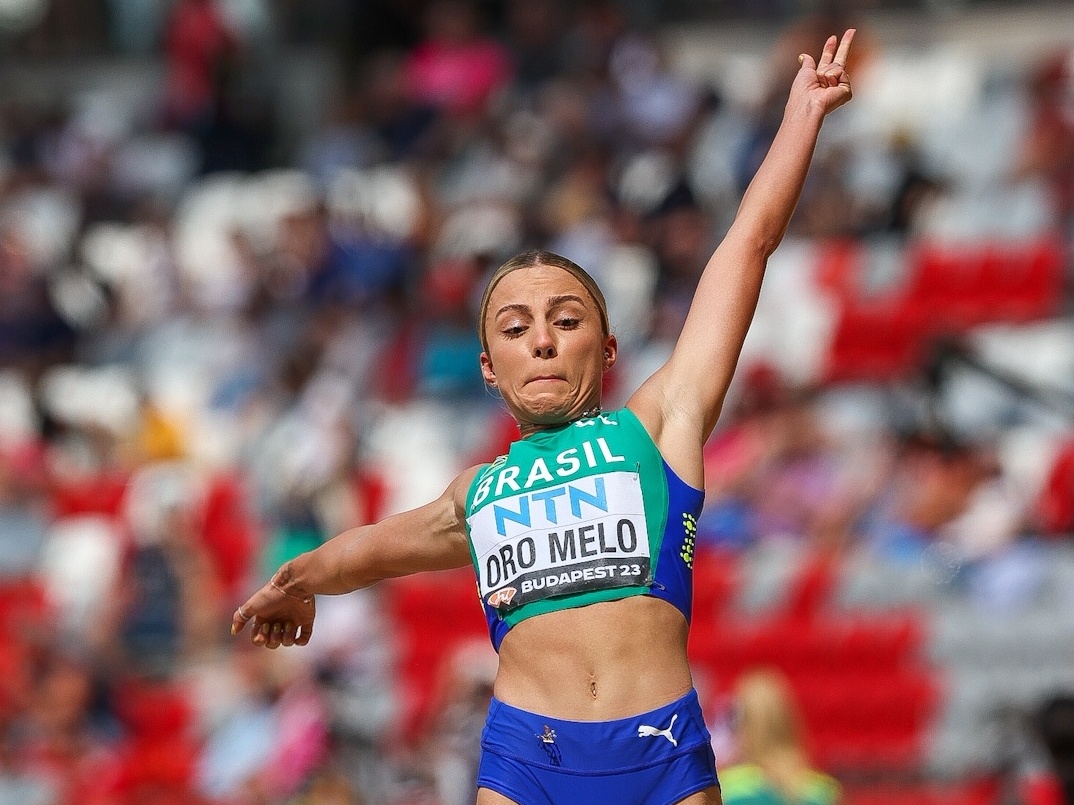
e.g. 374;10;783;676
467;471;651;612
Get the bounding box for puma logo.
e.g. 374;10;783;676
637;713;678;746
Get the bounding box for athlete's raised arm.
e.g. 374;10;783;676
231;465;480;649
628;30;855;478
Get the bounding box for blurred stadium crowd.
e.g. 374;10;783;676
0;0;1073;803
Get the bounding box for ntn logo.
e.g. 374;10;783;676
492;476;609;537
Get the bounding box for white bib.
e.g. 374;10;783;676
467;470;651;611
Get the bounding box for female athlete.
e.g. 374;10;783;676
233;29;855;805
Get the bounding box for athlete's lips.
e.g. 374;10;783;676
526;374;565;385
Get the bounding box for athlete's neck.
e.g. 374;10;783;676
517;403;603;439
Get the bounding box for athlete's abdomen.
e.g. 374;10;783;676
491;595;693;721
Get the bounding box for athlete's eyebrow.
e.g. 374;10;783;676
493;295;587;320
494;302;531;319
547;294;587;309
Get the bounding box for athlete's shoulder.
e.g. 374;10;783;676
452;463;489;511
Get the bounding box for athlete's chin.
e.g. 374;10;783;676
513;394;576;424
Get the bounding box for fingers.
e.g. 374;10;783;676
295;622;313;645
251;619;269;646
267;622;285;649
804;28;854;97
231;582;316;648
231;604;253;635
816;34;838;70
833;28;856;67
242;616;311;649
252;620;286;649
281;622;297;647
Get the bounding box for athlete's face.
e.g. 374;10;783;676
480;265;616;431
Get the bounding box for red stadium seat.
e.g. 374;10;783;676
842;779;1000;805
382;569;488;739
691;548;739;623
823;301;927;383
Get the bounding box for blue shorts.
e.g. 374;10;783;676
477;689;719;805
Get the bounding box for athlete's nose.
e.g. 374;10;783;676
533;341;557;359
532;323;557;359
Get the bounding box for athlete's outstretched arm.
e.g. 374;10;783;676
629;30;855;449
231;465;480;649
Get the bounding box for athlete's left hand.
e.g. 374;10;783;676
231;576;316;649
791;28;855;116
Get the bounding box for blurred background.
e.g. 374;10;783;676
0;0;1073;803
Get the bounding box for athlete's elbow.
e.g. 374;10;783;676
728;213;785;259
754;225;788;259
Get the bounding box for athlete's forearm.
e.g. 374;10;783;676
651;96;829;438
270;491;473;598
272;524;389;597
728;96;826;259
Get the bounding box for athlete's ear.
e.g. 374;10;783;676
602;334;618;372
480;352;497;387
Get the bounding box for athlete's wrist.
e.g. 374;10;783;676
270;563;314;604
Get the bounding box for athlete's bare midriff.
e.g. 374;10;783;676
492;596;694;721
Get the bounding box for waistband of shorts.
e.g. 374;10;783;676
480;688;711;775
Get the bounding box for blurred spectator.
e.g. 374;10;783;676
860;430;997;566
161;0;241;132
357;51;440;162
12;650;118;805
411;257;486;399
105;0;169;55
302;591;398;802
1012;51;1074;236
875;131;948;238
0;426;49;577
292;767;367;805
103;462;223;677
195;647;328;803
698;366;864;552
647;181;716;340
734;12;874;241
560;0;629;84
607;32;701;148
734;14;833;196
161;0;275;174
718;669;840;805
1035;436;1074;538
298;86;384;186
414;639;497;805
502;0;568;97
0;217;76;374
1029;694;1074;805
403;0;512;119
278;198;411;314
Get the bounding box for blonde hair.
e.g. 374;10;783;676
477;250;610;354
733;669;815;800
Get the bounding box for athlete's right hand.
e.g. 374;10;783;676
231;577;316;649
790;28;855;117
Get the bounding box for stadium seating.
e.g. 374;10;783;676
819;237;1068;383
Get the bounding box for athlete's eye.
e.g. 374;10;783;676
556;317;580;329
501;324;526;338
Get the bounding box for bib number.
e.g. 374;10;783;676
468;472;651;611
